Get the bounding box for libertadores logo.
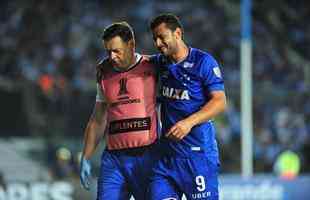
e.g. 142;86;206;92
118;78;129;96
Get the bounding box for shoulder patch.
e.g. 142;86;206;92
183;62;194;68
96;58;110;82
213;67;222;78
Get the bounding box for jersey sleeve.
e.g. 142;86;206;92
200;54;225;92
96;83;106;102
149;54;167;66
95;58;108;102
147;54;162;104
148;54;159;65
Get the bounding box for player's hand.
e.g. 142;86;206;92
165;119;193;141
80;156;92;190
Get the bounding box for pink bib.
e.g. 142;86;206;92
99;57;157;150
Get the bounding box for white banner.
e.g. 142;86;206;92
0;181;73;200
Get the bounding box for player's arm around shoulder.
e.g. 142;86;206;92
142;54;162;65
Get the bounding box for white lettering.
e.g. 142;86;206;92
173;89;182;99
181;90;190;100
162;86;169;97
169;87;174;97
196;175;206;192
50;182;74;200
162;86;190;100
0;182;73;200
191;191;211;199
31;183;48;200
7;183;28;200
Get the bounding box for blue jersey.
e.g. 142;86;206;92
152;47;224;164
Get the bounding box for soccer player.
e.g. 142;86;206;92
80;22;159;200
148;14;227;200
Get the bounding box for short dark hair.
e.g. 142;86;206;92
102;22;134;42
149;13;184;34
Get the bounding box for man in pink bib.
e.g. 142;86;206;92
80;22;159;200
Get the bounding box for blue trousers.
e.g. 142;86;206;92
97;145;158;200
149;153;220;200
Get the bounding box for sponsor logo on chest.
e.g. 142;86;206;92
162;86;190;100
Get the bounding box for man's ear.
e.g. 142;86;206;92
174;27;183;40
128;39;135;49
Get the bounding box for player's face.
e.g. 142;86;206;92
152;23;179;57
103;36;134;69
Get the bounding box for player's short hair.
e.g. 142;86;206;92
149;13;184;35
102;22;134;42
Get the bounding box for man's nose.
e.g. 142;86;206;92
110;52;117;60
155;38;163;47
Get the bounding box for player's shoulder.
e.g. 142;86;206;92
96;57;111;82
96;57;109;70
140;54;157;65
140;54;164;68
191;48;215;62
150;53;171;66
140;54;152;63
138;54;160;75
190;48;218;68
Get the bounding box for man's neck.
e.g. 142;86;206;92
114;53;140;71
170;42;189;63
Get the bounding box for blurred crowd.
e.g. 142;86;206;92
1;0;309;175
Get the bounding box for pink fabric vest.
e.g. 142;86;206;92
99;57;157;150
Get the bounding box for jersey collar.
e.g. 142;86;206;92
113;53;142;72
